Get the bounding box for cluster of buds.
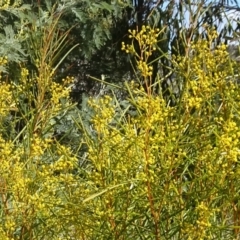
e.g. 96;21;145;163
121;25;162;78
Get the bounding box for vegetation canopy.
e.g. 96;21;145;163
1;0;240;239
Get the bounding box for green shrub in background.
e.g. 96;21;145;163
1;5;240;238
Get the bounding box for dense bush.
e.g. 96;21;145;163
77;27;240;239
1;21;240;239
1;0;240;239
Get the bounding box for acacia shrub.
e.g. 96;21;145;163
77;27;240;239
1;19;240;240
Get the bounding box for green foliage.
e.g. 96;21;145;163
0;2;31;70
38;0;131;62
0;25;27;64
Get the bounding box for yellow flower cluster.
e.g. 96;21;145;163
137;60;153;77
175;34;239;119
182;202;218;239
0;130;80;239
128;25;159;47
88;95;115;135
0;0;10;9
0;57;13;117
0;56;7;67
0;82;14;117
122;25;162;78
212;118;240;178
50;81;71;105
